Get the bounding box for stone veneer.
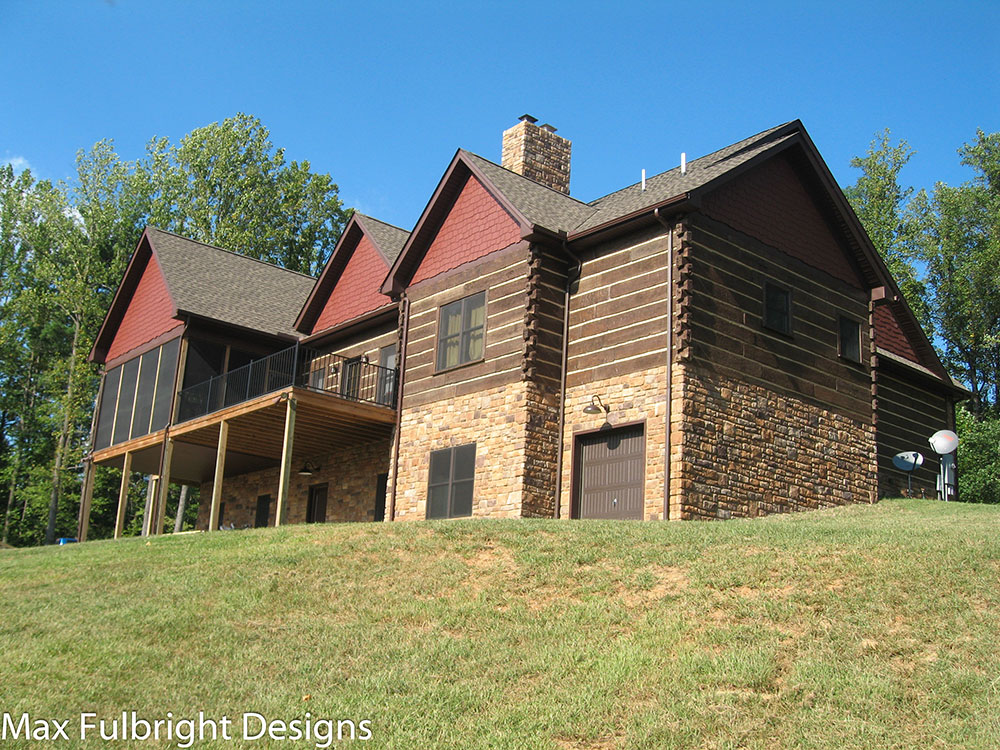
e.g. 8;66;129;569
501;117;572;195
392;380;541;520
672;366;877;519
195;437;390;529
559;365;670;520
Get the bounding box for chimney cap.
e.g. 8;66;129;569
540;123;557;133
518;114;538;124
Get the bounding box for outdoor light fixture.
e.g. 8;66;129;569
297;460;320;477
582;395;609;415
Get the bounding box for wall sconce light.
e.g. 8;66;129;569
297;460;320;477
582;395;610;415
360;354;370;365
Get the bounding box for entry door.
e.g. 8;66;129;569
574;425;645;520
307;484;328;523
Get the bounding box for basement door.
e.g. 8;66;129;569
573;424;645;520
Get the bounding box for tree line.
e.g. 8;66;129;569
1;116;996;546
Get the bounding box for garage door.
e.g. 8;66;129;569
574;424;645;520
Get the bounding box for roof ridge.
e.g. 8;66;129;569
353;212;410;234
459;149;595;209
587;120;798;207
145;226;318;280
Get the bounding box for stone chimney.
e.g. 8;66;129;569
501;114;572;194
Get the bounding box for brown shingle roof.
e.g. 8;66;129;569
147;227;315;339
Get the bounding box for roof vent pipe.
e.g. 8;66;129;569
681;153;687;175
641;169;646;191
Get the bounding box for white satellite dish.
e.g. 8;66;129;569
892;451;924;472
928;430;959;455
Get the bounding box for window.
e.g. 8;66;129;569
839;316;862;363
436;292;485;371
427;443;476;519
309;366;326;390
763;283;792;335
376;344;397;406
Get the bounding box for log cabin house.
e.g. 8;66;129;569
77;117;966;538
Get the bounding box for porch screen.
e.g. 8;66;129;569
93;336;180;450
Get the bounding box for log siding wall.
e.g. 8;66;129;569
673;213;878;518
875;365;951;498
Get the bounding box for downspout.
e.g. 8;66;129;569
554;232;582;519
388;294;409;522
654;208;674;520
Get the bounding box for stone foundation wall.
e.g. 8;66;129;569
195;437;391;529
522;381;561;518
674;367;877;519
393;381;534;520
559;365;670;520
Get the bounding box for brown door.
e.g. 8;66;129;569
307;484;328;523
574;425;645;520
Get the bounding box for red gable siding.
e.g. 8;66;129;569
106;252;181;362
410;175;520;285
702;154;864;289
313;235;390;333
874;304;920;363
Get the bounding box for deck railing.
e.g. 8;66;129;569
175;344;398;423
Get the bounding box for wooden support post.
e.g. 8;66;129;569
209;421;229;531
77;459;96;542
141;475;157;536
274;396;297;527
116;452;133;539
154;438;174;535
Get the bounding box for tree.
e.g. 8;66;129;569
911;130;1000;417
845;129;929;328
135;113;348;275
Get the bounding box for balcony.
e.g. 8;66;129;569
176;344;397;424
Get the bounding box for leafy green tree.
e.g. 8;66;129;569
135;113;348;275
955;404;1000;503
845;129;929;328
911;130;1000;417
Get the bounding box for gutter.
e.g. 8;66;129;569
654;207;674;521
388;294;409;522
554;232;582;519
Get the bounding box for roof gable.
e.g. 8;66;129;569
93;234;182;364
701;150;866;288
295;213;408;334
382;153;527;295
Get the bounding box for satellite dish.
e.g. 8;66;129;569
928;430;959;455
892;451;924;472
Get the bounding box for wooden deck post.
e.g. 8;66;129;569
141;475;157;536
275;396;297;526
154;438;174;534
209;420;229;531
77;459;96;542
115;452;133;539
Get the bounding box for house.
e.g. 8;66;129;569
76;117;966;539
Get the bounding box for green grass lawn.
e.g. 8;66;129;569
1;499;998;749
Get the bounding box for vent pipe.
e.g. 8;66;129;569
680;153;687;175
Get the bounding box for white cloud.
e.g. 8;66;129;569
2;155;32;174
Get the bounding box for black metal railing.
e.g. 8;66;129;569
175;344;397;423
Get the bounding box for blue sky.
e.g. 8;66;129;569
2;0;997;231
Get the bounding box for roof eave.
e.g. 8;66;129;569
301;303;398;347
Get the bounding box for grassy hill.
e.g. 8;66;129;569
1;499;998;749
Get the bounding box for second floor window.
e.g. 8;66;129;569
763;282;792;335
839;316;862;363
437;291;486;371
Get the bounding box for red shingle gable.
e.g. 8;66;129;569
313;235;391;333
410;175;520;285
105;252;181;362
874;304;920;363
702;154;864;289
